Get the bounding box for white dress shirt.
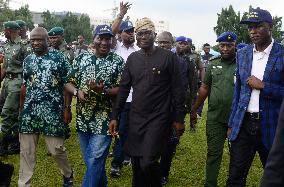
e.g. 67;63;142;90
247;39;274;112
114;41;139;102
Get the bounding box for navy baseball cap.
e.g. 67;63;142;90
240;8;272;24
176;36;187;42
119;21;134;32
94;25;114;36
216;32;237;42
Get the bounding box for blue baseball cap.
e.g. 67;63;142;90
216;32;237;42
187;38;192;43
240;8;272;24
94;25;114;36
176;36;187;42
119;21;134;32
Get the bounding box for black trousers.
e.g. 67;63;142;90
159;128;179;179
132;156;162;187
227;114;269;187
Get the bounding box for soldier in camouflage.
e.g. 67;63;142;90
0;21;30;155
48;27;74;64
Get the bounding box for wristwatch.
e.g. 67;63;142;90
73;88;78;96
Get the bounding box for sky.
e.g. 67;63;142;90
9;0;284;48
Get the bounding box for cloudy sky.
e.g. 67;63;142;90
10;0;284;48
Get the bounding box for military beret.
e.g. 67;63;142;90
15;20;27;28
48;27;64;36
3;21;21;30
216;32;237;42
176;36;187;42
240;8;272;24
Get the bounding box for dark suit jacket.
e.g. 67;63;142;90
260;99;284;187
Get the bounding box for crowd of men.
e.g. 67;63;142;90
0;2;284;187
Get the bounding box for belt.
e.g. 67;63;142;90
6;73;22;79
245;112;260;120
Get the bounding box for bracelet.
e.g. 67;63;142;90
117;13;124;19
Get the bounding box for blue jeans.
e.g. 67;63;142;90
111;102;131;168
78;132;111;187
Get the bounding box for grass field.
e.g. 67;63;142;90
1;102;264;187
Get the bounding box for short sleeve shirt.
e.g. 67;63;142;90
20;49;70;137
67;51;124;135
204;58;236;124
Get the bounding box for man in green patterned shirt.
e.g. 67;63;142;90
18;27;73;187
65;24;124;187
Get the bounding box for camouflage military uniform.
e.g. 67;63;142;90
0;36;30;154
57;40;74;64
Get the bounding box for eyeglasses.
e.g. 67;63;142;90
136;30;153;37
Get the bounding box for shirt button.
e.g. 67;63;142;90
244;107;247;110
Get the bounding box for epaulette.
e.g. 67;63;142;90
209;55;221;61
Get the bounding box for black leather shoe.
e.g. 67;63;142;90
63;170;73;187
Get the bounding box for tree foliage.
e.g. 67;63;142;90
42;11;93;44
0;0;34;31
214;5;284;44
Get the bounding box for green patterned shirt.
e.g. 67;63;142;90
20;48;70;137
67;51;124;135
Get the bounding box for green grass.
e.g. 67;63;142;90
1;102;263;187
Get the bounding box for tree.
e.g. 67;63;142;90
214;5;249;44
41;10;60;31
0;1;34;31
42;11;93;44
214;5;284;44
14;5;34;29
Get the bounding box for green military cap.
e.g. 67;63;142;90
3;21;21;30
15;20;27;28
48;27;64;36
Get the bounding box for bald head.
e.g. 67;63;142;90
157;31;173;50
30;27;49;56
30;27;48;39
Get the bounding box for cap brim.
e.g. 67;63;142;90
240;18;263;24
96;32;114;36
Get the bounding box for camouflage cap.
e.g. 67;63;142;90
48;27;64;36
3;21;21;30
16;20;27;28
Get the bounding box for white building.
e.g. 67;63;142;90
90;17;113;30
154;20;170;34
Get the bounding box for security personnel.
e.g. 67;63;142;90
15;20;28;40
175;36;202;131
191;32;237;187
15;20;32;54
48;27;74;64
0;21;30;155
